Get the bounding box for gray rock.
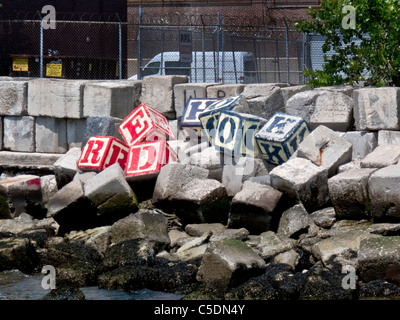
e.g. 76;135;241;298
210;228;250;242
0;213;35;234
0;237;38;273
341;131;377;160
309;207;336;228
246;88;285;119
337;158;362;173
84;163;138;221
152;163;209;203
281;85;313;105
169;178;229;225
278;204;314;239
53;147;82;189
206;84;245;99
35;117;67;153
0;80;28;115
256;231;296;260
66;226;111;256
358;235;400;286
82;116;123;146
378;130;400;146
296;125;352;177
109;209;170;252
228;180;282;234
189;146;223;181
359;280;400;299
3;116;35;152
185;223;225;237
168;229;190;248
360;144;400;168
40;175;58;206
328;168;377;220
270;157;329;212
272;249;300;271
196;239;266;291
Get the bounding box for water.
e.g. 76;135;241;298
0;270;183;300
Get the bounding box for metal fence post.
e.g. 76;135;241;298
137;6;142;80
39;16;44;78
117;14;122;80
285;21;290;84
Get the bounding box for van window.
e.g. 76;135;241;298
165;61;191;76
142;62;160;77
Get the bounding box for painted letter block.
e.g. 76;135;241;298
255;112;311;165
78;136;129;172
199;95;245;144
181;98;220;137
125;140;179;181
119;104;175;146
213;110;266;157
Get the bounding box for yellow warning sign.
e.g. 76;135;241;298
46;63;62;78
13;58;29;72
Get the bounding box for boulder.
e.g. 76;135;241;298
189;146;223;181
0;236;38;273
65;226;111;256
296;125;352;177
360;144;400;168
256;231;296;260
277;204;314;239
35;117;67;153
341;131;377;160
243;86;285;119
309;207;336;229
328;168;377;219
53;147;81;189
270;157;329;212
228;181;283;234
185;223;225;237
354;87;400;130
196;239;266;291
168;178;230;225
358;235;400;286
378;130;400;146
83;163;138;222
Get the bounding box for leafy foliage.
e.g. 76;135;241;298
295;0;400;87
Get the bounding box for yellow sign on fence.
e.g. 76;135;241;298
46;63;62;78
13;58;29;72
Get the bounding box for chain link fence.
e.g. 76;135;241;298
128;4;315;84
0;12;127;79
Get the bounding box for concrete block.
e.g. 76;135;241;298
169;178;229;225
328;168;377;219
281;85;312;105
255;112;311;165
206;84;245;99
242;84;286;99
368;165;400;220
0;80;28;115
360;144;400;168
140;75;188;119
229;180;282;234
0;175;43;218
242;86;285;119
285;90;331;123
83;80;142;118
199;95;249;145
270;157;329;212
53;147;81;188
173;82;217;118
3;116;35;152
125;140;171;181
119;104;175;146
27;79;87;118
40;175;58;206
278;204;314;239
152;163;209;203
341;131;377;160
180;98;219;137
296;125;352;177
83;116;123;147
67;119;86;149
84;163;138;219
354;87;400;130
315;85;354;97
189;146;223;181
310;91;354;131
78;136;129;172
35;117;67;153
213;110;266;157
378;130;400;146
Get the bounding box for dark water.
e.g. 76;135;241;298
0;270;183;300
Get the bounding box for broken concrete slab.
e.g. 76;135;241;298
296;125;352;177
277;204;314;239
256;231;296;260
360;144;400;168
341;131;377;160
378;130;400;146
309;207;336;229
53;147;81;189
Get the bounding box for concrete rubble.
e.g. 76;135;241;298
2;77;400;300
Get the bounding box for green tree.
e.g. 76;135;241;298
295;0;400;87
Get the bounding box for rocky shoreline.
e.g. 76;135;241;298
2;83;400;300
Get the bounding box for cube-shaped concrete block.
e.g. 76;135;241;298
83;80;141;118
35;117;67;154
360;144;400;168
78;136;129;172
354;87;400;130
310;91;354;131
297;125;352;177
3;116;35;152
214;110;266;157
27;79;87;118
180;98;220;137
0;80;29;116
83;116;123;147
341;131;377;160
328;168;377;219
378;130;400;146
255;112;311;165
174;82;217;118
125;140;171;181
141;75;188;119
67;119;86;149
270;157;329;212
119;104;175;146
206;84;245;99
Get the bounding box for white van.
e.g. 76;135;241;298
131;51;257;84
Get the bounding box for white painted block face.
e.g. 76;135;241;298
3;116;35;152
